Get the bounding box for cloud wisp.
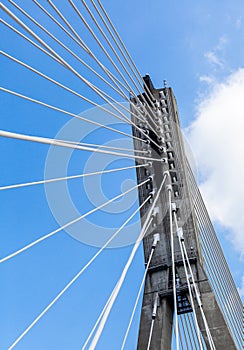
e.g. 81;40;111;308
186;68;244;257
203;35;228;73
204;51;224;68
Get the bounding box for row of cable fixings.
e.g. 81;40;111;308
136;97;158;204
147;173;155;205
132;99;150;126
153;90;168;146
159;97;180;198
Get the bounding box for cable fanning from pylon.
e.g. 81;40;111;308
168;186;180;350
6;193;151;350
173;211;210;350
1;4;157;145
32;0;144;107
95;0;157;105
1;4;150;137
146;293;159;350
0;87;145;143
120;234;160;350
75;0;160;130
37;0;158;133
81;216;154;350
186;164;243;344
0;178;150;264
9;0;153;128
2;2;163;150
1;50;147;130
88;173;169;349
0;164;149;191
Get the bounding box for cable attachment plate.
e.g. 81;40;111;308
152;233;160;248
166;184;172;192
152;293;159;319
171;202;177;212
177;227;184;240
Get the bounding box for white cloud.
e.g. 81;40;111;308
199;75;215;85
216;35;228;51
203;35;228;69
186;68;244;256
204;51;223;67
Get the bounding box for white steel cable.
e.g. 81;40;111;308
146;293;159;350
167;91;239;348
181;240;216;350
1;46;158;148
82;211;153;350
193;313;208;350
194;200;243;318
194;212;243;347
56;140;146;153
0;164;148;191
73;0;138;90
186;166;243;340
95;0;156;105
178;319;184;350
3;1;239;348
44;0;134;94
6;193;150;350
194;207;243;343
0;87;146;144
5;18;138;139
0;129;162;163
1;51;147;130
43;0;161;146
89;0;156;106
2;1;239;348
45;0;88;54
186;162;243;311
7;0;122;98
17;133;145;154
0;177;149;264
178;239;204;350
164;86;193;245
188;314;201;349
173;216;203;350
186;313;202;350
1;3;159;147
5;0;147;127
193;193;243;310
43;0;158;134
48;0;157;134
76;0;159;130
120;236;159;350
68;0;142;100
195;207;243;321
34;0;150;129
1;19;60;64
68;0;157;133
168;187;179;350
179;315;191;350
178;318;183;350
163;91;235;347
2;9;153;133
81;286;116;350
88;173;168;349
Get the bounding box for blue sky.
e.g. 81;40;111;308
1;0;244;349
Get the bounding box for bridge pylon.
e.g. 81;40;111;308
131;76;240;350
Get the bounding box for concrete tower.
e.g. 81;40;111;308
131;76;239;350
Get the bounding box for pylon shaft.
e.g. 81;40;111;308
131;76;239;350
